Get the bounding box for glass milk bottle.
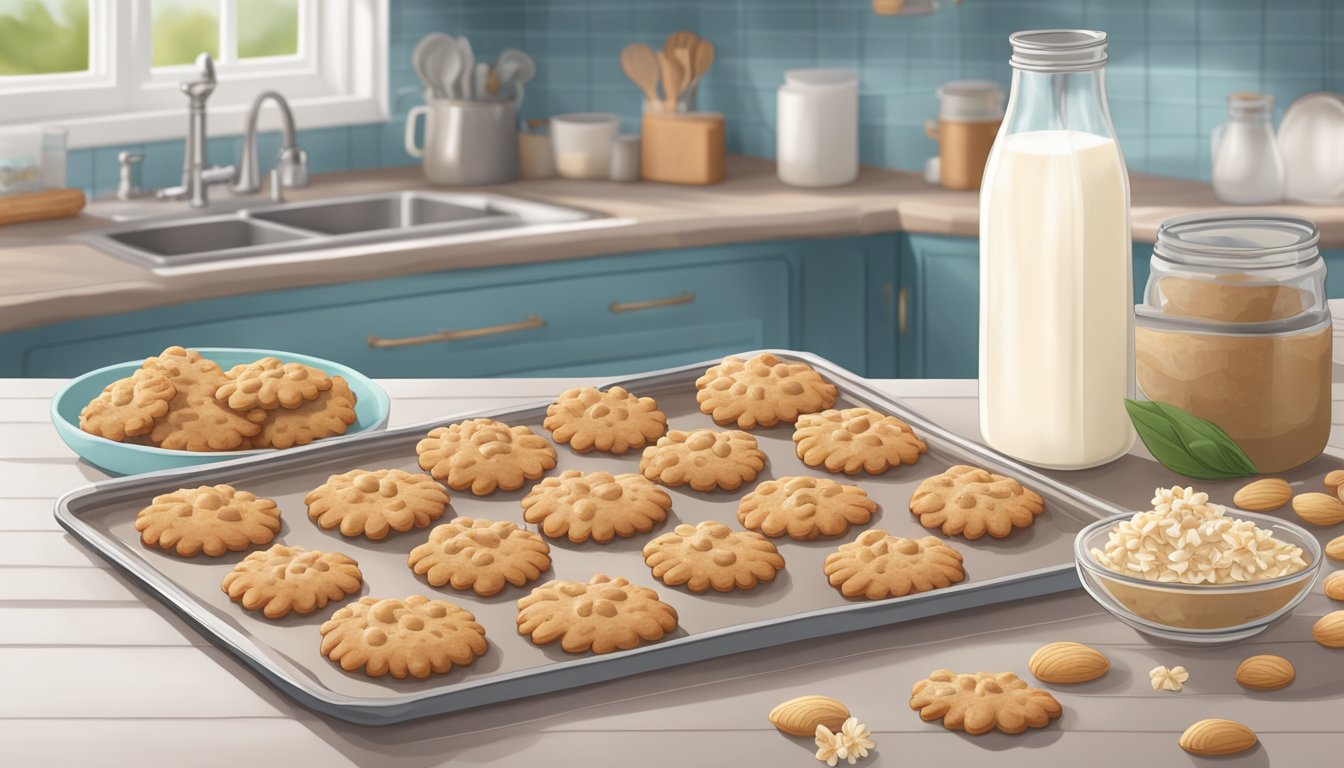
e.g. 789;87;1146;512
979;30;1134;469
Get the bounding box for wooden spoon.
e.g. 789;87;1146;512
620;43;661;108
673;47;693;110
691;39;715;88
658;50;683;113
664;30;700;59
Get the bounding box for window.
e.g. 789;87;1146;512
0;0;387;147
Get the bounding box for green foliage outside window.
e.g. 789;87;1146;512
0;0;89;76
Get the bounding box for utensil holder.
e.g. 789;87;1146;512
405;99;518;186
640;112;725;185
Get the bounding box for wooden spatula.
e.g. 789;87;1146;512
658;50;683;113
690;39;715;89
620;43;661;108
663;30;700;59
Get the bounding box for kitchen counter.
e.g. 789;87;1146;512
5;337;1344;764
2;155;1343;335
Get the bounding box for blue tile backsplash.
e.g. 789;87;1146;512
65;0;1344;198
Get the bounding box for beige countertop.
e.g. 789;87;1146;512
1;155;1342;334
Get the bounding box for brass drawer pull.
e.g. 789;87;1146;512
609;291;695;314
898;287;909;336
367;315;546;349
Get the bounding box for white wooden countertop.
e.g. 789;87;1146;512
4;372;1344;767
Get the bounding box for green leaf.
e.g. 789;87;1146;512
1123;399;1259;480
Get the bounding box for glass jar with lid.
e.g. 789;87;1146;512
1134;213;1330;473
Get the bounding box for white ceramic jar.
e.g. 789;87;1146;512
776;69;858;187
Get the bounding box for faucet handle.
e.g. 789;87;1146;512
180;52;217;99
116;151;145;200
276;147;310;188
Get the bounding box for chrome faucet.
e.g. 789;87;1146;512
232;91;309;195
158;53;236;208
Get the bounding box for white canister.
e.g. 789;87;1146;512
777;69;858;187
551;113;620;180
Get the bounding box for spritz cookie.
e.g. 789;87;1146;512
521;469;672;543
543;386;667;454
416;418;557;495
695;353;837;428
639;428;766;492
793;407;927;475
738;476;877;540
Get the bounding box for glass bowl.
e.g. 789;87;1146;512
1074;510;1322;644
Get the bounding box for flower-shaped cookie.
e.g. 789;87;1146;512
909;670;1062;735
695;353;838;428
79;369;176;442
134;484;281;557
143;349;264;451
221;544;363;619
416;418;558;495
217;357;333;410
516;574;678;654
793;407;927;475
320;595;488;679
543;386;668;453
823;529;965;600
251;376;358;450
408;517;552;596
639;429;766;492
642;521;785;593
305;468;449;540
909;464;1045;540
738;476;877;540
521;470;672;543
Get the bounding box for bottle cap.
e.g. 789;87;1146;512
1009;30;1108;73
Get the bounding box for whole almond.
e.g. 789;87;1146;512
1327;535;1344;562
1179;719;1258;756
1313;610;1344;648
768;695;850;737
1233;478;1291;511
1234;655;1295;690
1291;493;1344;526
1326;469;1344;496
1326;572;1344;602
1028;641;1109;684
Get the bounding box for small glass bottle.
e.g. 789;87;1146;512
1211;93;1286;205
41;125;68;189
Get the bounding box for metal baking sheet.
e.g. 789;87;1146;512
56;350;1130;725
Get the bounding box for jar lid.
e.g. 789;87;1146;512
1009;30;1108;73
936;80;1004;121
1227;92;1272;118
1155;212;1320;270
784;68;858;90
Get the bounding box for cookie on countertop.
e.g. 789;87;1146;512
305;468;449;540
221;544;363;619
793;407;927;475
516;574;678;654
642;521;785;593
909;670;1063;735
639;428;766;492
543;386;668;454
408;517;552;596
738;476;877;540
320;595;488;679
695;353;838;429
78;368;176;442
909;464;1045;540
134;484;281;557
251;375;357;450
521;469;672;543
216;357;333;410
416;418;558;495
823;529;965;600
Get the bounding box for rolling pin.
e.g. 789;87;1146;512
0;188;86;226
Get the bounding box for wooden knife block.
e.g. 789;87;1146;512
641;112;725;185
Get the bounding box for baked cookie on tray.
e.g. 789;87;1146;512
823;529;965;600
221;544;363;619
516;574;679;654
793;407;927;475
416;418;558;495
909;464;1045;540
78;368;176;442
217;357;333;410
543;385;668;454
304;468;449;540
642;521;785;593
639;428;766;492
320;595;487;679
695;353;838;429
134;484;281;557
408;517;552;596
251;375;357;450
521;470;672;544
738;476;877;540
909;670;1062;735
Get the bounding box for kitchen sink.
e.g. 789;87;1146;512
87;191;597;268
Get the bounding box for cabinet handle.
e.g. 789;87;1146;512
609;291;695;314
898;287;909;336
366;315;546;349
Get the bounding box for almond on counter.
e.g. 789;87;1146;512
1234;655;1295;690
1314;610;1344;648
769;695;851;737
1326;572;1344;601
1179;719;1258;756
1292;492;1344;526
1027;642;1109;684
1325;469;1344;496
1233;478;1291;511
1327;535;1344;562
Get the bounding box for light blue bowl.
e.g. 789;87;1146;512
51;348;391;476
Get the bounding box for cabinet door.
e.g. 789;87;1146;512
899;234;980;379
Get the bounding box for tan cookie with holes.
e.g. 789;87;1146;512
695;353;838;428
516;574;678;654
738;476;876;540
251;375;357;450
144;349;265;451
639;428;766;491
79;368;177;442
408;517;552;596
910;464;1045;540
793;407;928;474
824;529;965;600
642;520;785;593
521;469;672;543
543;386;668;453
305;468;449;540
134;484;281;557
221;544;363;619
910;670;1062;735
416;418;557;495
216;357;333;410
320;595;487;679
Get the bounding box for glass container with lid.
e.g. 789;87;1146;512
1135;212;1330;473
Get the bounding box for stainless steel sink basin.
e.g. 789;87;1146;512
87;191;597;268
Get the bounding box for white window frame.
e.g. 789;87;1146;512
0;0;388;148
